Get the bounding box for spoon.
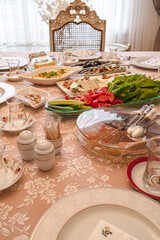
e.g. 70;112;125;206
130;115;160;138
127;105;156;135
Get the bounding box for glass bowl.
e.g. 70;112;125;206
76;107;160;165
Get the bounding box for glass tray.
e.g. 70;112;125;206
45;94;160;117
76;107;160;165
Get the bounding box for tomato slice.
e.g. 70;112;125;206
98;102;111;107
105;92;114;103
91;93;100;99
97;95;109;102
91;99;99;108
84;95;92;105
113;99;123;105
98;86;108;92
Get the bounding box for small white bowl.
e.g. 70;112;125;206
3;70;25;82
61;57;79;66
16;86;50;109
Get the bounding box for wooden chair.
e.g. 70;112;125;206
49;0;106;52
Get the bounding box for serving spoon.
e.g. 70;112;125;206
130;114;160;139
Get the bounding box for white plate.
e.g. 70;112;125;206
66;49;102;61
3;70;25;82
0;157;23;191
0;57;28;71
20;66;82;85
131;57;159;70
30;187;160;240
0;113;35;133
16;86;50;109
0;83;15;104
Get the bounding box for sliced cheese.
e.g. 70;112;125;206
34;60;56;69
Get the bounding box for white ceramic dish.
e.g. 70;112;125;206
61;57;79;66
0;157;23;191
16;86;50;109
0;113;35;133
131;57;159;70
20;66;82;85
0;57;28;70
66;49;102;61
0;83;15;104
30;187;160;240
3;70;25;82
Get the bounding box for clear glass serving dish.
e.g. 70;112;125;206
76;107;160;165
45;94;160;117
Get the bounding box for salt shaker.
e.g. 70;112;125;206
17;130;37;161
34;140;55;171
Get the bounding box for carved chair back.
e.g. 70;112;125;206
49;0;106;52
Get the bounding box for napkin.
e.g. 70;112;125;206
87;220;139;240
141;57;160;67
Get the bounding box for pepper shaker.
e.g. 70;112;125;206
34;140;55;171
17;130;37;161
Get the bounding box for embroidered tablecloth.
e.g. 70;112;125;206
0;51;160;240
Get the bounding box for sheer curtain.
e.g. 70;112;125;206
0;0;160;51
0;0;49;46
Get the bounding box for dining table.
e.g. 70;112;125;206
0;50;160;240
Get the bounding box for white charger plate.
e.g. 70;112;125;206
0;83;15;104
16;86;50;109
0;57;28;70
131;57;159;70
67;49;102;61
0;157;23;191
30;187;160;240
20;66;82;85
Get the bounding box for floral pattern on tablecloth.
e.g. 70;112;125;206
0;52;160;239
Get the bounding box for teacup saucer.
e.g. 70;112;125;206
0;157;23;191
3;70;25;82
127;157;160;200
0;113;35;133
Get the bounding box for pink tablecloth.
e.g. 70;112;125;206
0;51;160;240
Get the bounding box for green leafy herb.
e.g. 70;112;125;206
107;74;160;103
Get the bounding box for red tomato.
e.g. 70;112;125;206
98;102;111;107
113;99;123;105
84;95;92;105
98;86;108;92
91;100;99;108
91;93;100;99
97;95;109;102
105;92;115;103
65;95;70;100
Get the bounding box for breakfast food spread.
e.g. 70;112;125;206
87;220;139;240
